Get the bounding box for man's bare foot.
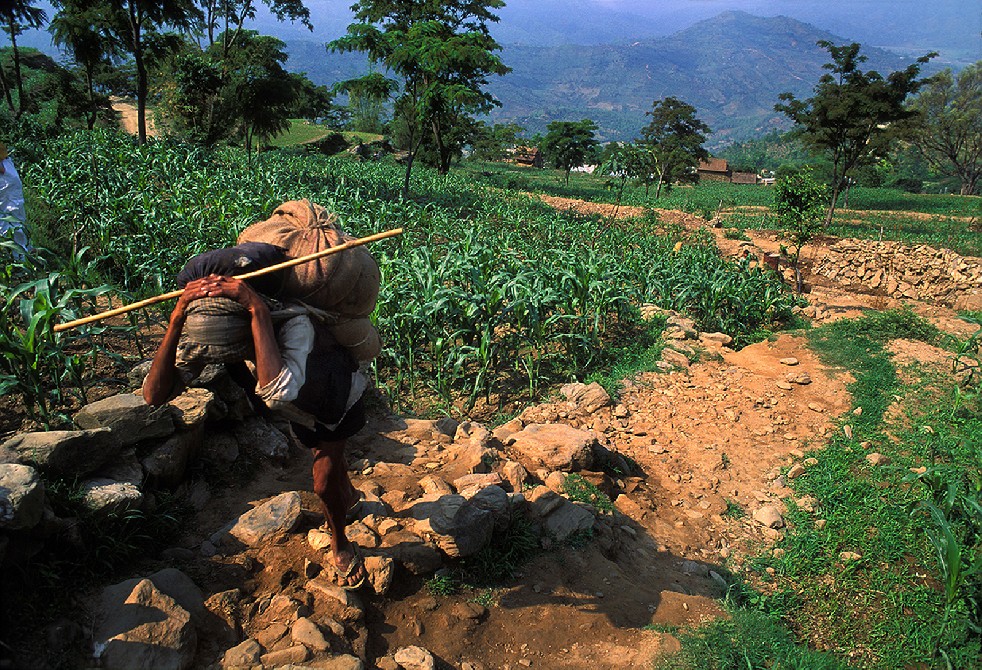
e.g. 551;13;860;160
329;545;366;590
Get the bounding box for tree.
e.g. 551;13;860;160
50;0;119;129
774;166;827;293
776;41;934;226
90;0;202;143
0;1;47;117
331;0;510;196
199;0;311;55
289;73;335;124
159;30;298;155
334;71;395;134
639;96;710;199
908;62;982;196
598;142;657;212
468;121;523;161
541;119;599;186
225;32;297;157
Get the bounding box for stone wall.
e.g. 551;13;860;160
811;239;982;310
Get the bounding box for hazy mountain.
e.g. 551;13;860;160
287;11;931;146
13;0;978;67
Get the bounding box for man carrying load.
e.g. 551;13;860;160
143;202;383;591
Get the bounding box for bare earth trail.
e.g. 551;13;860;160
167;194;980;668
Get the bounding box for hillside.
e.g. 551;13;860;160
286;11;930;146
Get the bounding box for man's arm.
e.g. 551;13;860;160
143;275;284;405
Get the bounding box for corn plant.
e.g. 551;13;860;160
0;247;115;426
19;129;804;418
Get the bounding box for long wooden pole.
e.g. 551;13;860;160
53;228;403;333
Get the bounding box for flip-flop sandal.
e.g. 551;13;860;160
327;546;366;591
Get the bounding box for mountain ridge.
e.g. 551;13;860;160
286;11;933;146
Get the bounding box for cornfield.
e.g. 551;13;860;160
6;130;801;420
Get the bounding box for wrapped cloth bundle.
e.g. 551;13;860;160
237;200;383;362
237;199;380;318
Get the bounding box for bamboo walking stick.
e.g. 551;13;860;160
53;228;404;333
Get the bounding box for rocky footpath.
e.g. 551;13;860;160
1;311;865;670
0;361;678;668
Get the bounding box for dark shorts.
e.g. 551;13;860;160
291;396;366;447
290;324;366;446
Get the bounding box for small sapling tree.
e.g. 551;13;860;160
542;119;599;186
774;166;827;293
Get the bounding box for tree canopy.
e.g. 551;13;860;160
639;96;709;198
776;41;934;225
541;119;599;185
908;62;982;196
330;0;510;195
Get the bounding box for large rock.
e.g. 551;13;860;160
142;428;202;488
167;388;220;429
94;578;197;670
411;494;494;558
394;645;437;670
101;568;208;627
80;477;143;516
509;424;595;472
380;530;444;574
465;484;511;531
233;417;290;462
560;382;611;413
215;491;303;548
221;639;261;669
442;442;496;482
98;449;144;486
526;486;595;542
1;428;118;477
0;463;44;530
74;393;175;446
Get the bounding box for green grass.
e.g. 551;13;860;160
460;160;982;256
266;119;338;147
654;609;850;670
663;309;980;668
731;310;982;668
561;474;614;514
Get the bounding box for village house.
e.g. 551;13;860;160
507;146;544;168
696;157;759;184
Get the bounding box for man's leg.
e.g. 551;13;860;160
311;439;366;588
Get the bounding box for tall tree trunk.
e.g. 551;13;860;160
85;67;96;130
0;59;15;113
825;183;841;228
8;19;24;118
128;3;147;144
135;50;148;143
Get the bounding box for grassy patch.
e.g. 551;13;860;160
458;513;540;586
267;119;336;146
664;309;980;668
733;309;982;667
653;610;850;670
562;474;615;514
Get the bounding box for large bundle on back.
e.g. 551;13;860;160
238;200;382;362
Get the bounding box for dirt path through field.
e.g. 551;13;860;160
150;193;979;669
14;192;974;668
111;96;158;138
180;330;853;668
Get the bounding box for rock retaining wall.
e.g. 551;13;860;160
811;239;982;310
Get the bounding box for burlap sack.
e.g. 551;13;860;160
330;317;382;362
237;200;380;318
